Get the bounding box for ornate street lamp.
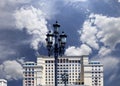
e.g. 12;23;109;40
46;21;67;86
61;70;69;86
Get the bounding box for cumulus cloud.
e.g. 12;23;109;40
0;60;23;80
65;12;120;58
79;13;120;54
98;46;111;56
65;13;120;56
80;18;99;49
64;14;98;56
0;0;32;29
95;15;120;49
65;44;92;56
0;0;60;50
14;6;48;50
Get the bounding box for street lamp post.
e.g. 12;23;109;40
61;70;69;86
46;21;67;86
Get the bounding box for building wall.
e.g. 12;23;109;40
37;56;90;86
23;56;104;86
23;62;43;86
84;61;103;86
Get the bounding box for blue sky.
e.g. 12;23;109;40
0;0;120;86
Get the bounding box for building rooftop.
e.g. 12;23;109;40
37;55;89;58
89;61;100;64
0;79;7;82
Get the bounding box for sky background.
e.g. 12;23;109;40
0;0;120;86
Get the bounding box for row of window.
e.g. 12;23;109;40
45;60;80;63
45;73;80;76
25;63;35;65
45;67;81;71
45;81;83;85
46;64;80;66
92;84;101;86
24;78;34;80
92;71;102;74
46;70;80;73
24;72;34;74
92;80;101;83
24;74;34;77
24;84;34;86
24;80;34;83
46;75;80;79
92;74;101;77
25;68;34;71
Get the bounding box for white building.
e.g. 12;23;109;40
37;56;84;86
0;79;7;86
84;60;103;86
23;56;103;86
23;62;43;86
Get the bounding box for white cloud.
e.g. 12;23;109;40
0;0;32;29
14;6;48;50
118;0;120;2
66;13;120;57
66;14;120;56
80;19;99;49
0;60;23;80
79;14;120;56
94;15;120;49
0;0;59;50
98;46;111;56
65;44;92;56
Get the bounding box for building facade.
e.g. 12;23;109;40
84;61;103;86
37;56;84;86
0;79;7;86
23;62;43;86
23;56;103;86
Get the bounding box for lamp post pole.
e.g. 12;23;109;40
46;21;67;86
54;22;59;86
